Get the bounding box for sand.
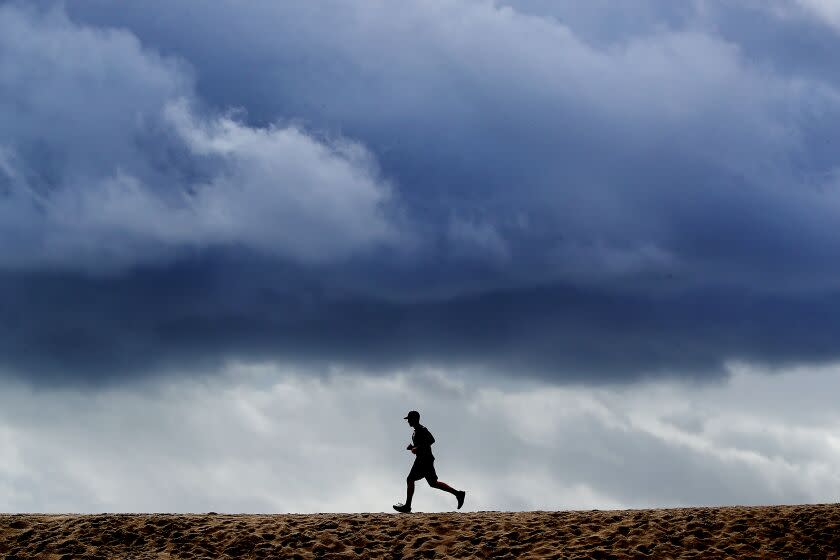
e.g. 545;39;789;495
2;503;839;559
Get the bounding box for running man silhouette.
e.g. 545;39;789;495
393;410;466;513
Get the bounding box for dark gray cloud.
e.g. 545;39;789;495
4;260;840;386
2;1;840;385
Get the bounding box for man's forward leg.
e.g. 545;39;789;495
393;477;415;513
406;477;415;507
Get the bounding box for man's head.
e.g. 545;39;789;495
404;410;420;427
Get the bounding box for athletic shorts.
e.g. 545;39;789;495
408;458;438;483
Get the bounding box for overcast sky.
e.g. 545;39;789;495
2;0;840;513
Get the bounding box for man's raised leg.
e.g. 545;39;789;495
429;480;458;495
430;480;466;509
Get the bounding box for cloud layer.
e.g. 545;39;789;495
2;362;839;513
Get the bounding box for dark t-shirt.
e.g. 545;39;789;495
411;424;435;462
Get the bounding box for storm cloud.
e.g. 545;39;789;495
2;1;840;384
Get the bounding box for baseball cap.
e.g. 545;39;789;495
404;410;420;420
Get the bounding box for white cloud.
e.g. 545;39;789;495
1;362;839;513
161;100;395;262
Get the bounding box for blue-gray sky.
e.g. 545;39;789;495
1;1;840;512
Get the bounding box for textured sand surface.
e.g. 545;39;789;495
2;504;839;559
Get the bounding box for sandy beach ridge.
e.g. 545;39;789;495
2;503;839;559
